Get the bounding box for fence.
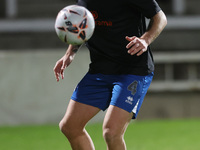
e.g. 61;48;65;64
151;52;200;92
2;0;190;18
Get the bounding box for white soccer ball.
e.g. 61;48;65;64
55;5;95;45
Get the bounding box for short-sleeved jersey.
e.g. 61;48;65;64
77;0;161;75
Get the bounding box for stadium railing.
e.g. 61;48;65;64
1;0;193;19
151;52;200;92
1;16;200;32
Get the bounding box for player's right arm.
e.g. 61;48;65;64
53;44;81;82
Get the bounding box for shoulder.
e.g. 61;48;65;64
127;0;161;18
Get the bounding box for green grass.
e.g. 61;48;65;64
0;119;199;150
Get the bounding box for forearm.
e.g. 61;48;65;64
65;44;81;58
141;10;167;45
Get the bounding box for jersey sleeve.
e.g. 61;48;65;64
128;0;161;18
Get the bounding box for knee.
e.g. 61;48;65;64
59;119;71;136
59;119;67;134
103;127;121;143
59;119;84;139
59;119;75;137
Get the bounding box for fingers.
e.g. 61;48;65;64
53;60;66;82
137;48;147;56
55;72;60;82
53;65;60;82
125;36;147;56
60;63;67;80
53;64;61;82
125;36;136;42
126;37;137;49
128;44;146;56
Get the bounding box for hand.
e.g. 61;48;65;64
125;36;148;56
53;54;73;82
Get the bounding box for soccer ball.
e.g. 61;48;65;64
55;5;95;45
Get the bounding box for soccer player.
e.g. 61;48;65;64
53;0;167;149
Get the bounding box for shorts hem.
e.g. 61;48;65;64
110;104;137;119
71;98;106;111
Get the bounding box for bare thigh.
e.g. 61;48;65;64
60;100;101;129
103;105;133;135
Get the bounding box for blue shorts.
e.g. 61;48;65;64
71;72;153;119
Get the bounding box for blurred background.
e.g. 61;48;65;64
0;0;200;126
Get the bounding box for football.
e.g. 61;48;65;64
55;5;95;45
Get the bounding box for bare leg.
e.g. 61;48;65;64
59;100;100;150
103;105;133;150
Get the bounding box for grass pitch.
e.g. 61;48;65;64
0;119;199;150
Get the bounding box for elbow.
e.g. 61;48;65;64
163;14;168;28
160;10;168;28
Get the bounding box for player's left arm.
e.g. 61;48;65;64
126;10;167;56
